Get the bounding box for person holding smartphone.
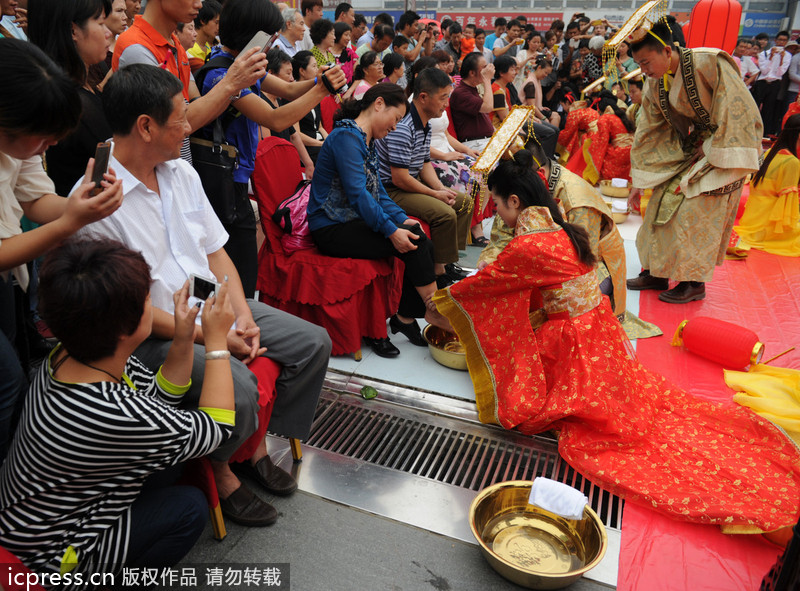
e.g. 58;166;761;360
0;39;123;465
0;237;237;577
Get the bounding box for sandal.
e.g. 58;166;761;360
470;235;489;247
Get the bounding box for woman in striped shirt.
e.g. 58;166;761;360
0;237;236;584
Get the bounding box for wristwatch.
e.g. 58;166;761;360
229;90;242;102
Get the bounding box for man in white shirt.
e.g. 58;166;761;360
732;37;759;89
756;30;791;136
356;12;393;49
81;64;332;527
297;0;323;51
277;7;304;57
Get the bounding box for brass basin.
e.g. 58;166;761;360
423;324;467;371
469;480;607;589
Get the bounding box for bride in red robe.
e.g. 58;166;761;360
434;150;800;534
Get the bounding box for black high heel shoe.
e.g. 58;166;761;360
389;315;427;347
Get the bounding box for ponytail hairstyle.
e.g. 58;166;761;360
292;50;316;81
353;50;379;82
405;55;436;97
535;56;552;71
753;113;800;187
487;149;597;266
333;81;407;123
382;52;404;79
596;90;635;133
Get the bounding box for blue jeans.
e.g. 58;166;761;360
0;276;26;464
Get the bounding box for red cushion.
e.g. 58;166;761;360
0;547;47;590
251;137;403;355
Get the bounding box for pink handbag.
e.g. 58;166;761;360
271;180;315;254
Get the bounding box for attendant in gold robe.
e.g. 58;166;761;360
625;21;762;303
731;114;800;257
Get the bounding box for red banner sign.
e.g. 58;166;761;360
437;11;564;32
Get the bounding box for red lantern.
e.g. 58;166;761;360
672;317;765;369
685;0;743;55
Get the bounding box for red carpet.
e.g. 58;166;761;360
618;249;800;591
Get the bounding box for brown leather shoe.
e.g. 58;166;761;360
658;281;705;303
219;484;278;526
237;455;298;496
626;271;669;291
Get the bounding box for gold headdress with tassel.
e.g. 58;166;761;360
601;0;668;86
470;106;537;213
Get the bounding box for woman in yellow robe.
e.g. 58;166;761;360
732;114;800;257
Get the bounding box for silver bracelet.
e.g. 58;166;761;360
205;350;231;360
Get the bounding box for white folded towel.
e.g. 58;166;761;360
611;177;628;188
611;198;628;213
528;477;589;520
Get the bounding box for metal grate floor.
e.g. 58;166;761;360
304;389;623;531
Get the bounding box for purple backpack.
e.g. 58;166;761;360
271;180;315;254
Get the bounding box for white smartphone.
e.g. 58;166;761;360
189;273;220;301
241;30;280;56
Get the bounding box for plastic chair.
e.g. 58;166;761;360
251;136;404;358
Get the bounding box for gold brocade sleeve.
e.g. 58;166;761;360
477;215;514;267
433;288;503;426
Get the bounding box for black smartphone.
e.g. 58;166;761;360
90;142;111;196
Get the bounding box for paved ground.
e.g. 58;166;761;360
176;489;614;591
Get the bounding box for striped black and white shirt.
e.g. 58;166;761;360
0;349;231;584
375;103;431;188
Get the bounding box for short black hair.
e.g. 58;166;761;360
39;238;153;364
301;0;323;17
374;12;394;28
460;52;483;78
566;21;580;31
194;0;222;27
777;30;790;39
475;28;486;37
736;37;752;47
507;19;522;31
334;2;352;20
375;24;395;41
440;18;452;31
494;55;516;75
448;22;462;36
310;18;335;45
0;38;82;140
393;34;409;49
755;32;770;41
103;64;183;135
550;19;564;32
414;67;452;98
397;10;420;31
353;13;366;28
267;46;292;75
219;0;283;52
334;21;352;44
494;17;507;27
465;23;477;32
630;21;673;54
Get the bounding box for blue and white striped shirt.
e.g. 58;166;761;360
375;103;431;188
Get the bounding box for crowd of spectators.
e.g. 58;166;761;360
2;0;799;578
